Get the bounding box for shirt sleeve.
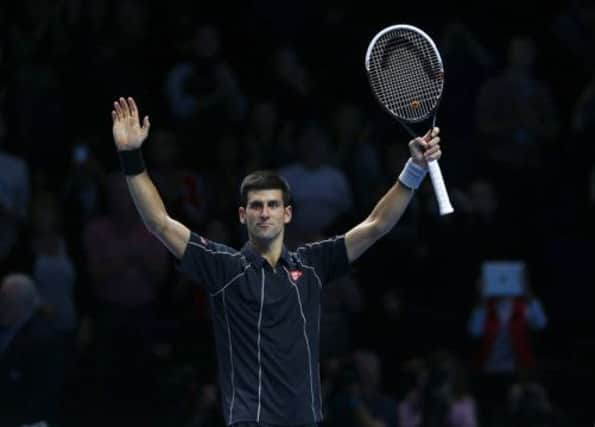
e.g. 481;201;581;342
297;235;351;285
176;232;244;294
468;306;486;337
525;298;547;330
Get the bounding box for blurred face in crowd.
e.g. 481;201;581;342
353;350;381;392
149;130;178;168
0;274;39;327
508;36;536;73
193;25;221;59
470;179;498;220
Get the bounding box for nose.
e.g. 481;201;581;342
260;206;271;219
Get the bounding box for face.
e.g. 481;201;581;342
239;190;292;243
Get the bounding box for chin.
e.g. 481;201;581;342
252;229;280;242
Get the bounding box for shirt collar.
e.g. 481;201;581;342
241;242;292;269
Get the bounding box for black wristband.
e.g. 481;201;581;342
118;148;146;176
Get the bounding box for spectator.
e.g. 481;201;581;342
241;98;294;171
397;352;478;427
0;112;31;277
550;0;595;74
325;349;399;427
147;128;210;230
330;101;384;217
475;35;560;221
0;273;48;427
0;273;39;354
506;379;565;427
278;121;354;246
320;271;364;360
467;264;547;421
82;171;170;423
164;23;246;140
438;19;495;184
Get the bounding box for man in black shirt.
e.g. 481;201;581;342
111;97;442;426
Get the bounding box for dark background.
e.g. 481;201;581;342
0;1;594;426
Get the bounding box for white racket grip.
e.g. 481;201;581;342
427;159;454;215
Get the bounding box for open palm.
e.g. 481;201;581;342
111;97;151;150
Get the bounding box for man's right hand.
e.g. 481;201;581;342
112;97;151;151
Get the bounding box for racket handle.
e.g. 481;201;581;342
427;159;454;215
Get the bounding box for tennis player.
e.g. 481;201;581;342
112;96;441;427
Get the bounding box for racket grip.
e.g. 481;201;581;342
427;159;454;215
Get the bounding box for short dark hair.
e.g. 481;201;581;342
240;171;292;207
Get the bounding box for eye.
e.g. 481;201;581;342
249;201;263;210
268;201;280;208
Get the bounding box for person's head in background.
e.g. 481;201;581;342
398;357;428;401
0;273;39;330
114;0;149;44
147;129;180;170
296;121;331;170
31;190;62;236
507;35;536;78
330;101;365;147
192;24;221;62
469;178;499;223
352;349;382;396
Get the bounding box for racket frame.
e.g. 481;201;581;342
365;24;454;215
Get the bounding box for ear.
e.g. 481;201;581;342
238;206;246;224
284;205;292;224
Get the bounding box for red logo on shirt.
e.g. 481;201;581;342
290;270;303;281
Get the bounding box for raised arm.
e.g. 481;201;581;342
345;127;441;262
112;97;190;258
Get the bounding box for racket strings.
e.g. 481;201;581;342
367;29;443;121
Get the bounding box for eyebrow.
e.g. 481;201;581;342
248;200;282;206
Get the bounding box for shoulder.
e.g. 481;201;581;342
295;235;346;258
186;232;242;256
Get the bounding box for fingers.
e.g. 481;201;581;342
409;128;442;163
142;115;150;130
424;135;442;161
422;126;439;141
128;97;138;117
413;127;440;149
113;97;138;119
119;97;131;117
113;100;123;120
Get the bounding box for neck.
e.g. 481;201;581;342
249;232;284;268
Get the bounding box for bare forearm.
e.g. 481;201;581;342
367;181;414;235
126;172;168;233
346;181;414;262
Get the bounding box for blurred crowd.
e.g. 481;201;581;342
0;1;594;427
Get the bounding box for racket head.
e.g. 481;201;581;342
365;24;444;123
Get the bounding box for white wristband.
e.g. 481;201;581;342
398;158;427;190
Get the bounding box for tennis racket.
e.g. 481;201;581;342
365;24;454;215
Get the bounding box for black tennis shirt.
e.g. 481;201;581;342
178;232;351;426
